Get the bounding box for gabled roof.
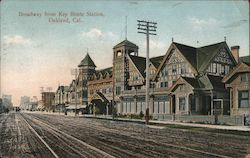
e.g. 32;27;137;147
129;55;146;78
153;41;235;81
96;92;109;102
113;39;138;49
222;62;250;83
173;42;197;69
170;74;225;92
174;41;229;71
150;56;164;68
197;42;228;71
95;67;112;79
78;53;96;67
182;76;201;88
169;76;200;92
240;55;250;66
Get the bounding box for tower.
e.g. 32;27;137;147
78;53;96;106
113;40;139;98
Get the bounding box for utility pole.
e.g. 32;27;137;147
47;87;52;112
71;68;78;116
137;20;157;124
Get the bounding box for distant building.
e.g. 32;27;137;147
55;85;69;112
37;100;44;111
0;98;3;113
2;94;13;109
20;96;30;110
42;92;55;111
30;96;38;111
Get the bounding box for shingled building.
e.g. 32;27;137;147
62;38;249;123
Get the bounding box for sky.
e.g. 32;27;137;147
0;0;249;105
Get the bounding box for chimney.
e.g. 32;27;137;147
231;46;240;63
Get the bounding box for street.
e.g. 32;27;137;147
0;112;249;158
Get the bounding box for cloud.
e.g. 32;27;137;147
222;19;248;28
143;39;166;49
81;28;116;40
189;17;217;30
3;35;33;47
172;2;182;7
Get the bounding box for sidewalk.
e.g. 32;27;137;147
83;114;250;132
25;111;250;132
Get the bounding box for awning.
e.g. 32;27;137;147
66;104;87;110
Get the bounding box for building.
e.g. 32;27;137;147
20;96;30;110
222;55;250;116
42;92;55;111
88;67;113;114
30;96;38;111
2;94;13;110
167;42;236;116
82;39;240;119
0;98;3;113
75;53;96;113
55;85;69;112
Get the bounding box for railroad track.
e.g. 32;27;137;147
25;113;235;158
19;113;115;158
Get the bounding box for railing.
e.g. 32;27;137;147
151;114;245;126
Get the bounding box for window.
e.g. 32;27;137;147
160;82;168;88
212;63;217;73
217;64;221;75
116;87;121;95
240;73;250;82
225;65;230;74
181;64;186;74
179;97;186;111
172;65;177;75
238;91;249;108
221;65;225;75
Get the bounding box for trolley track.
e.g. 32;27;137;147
26;113;240;158
20;113;115;158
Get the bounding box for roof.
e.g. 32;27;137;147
173;42;197;70
113;39;138;49
182;77;201;88
97;67;112;75
196;42;226;71
78;53;96;67
171;74;226;92
94;67;112;79
129;55;146;77
222;62;250;83
240;55;250;66
96;92;109;102
150;56;164;68
206;75;225;90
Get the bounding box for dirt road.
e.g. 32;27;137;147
0;112;249;158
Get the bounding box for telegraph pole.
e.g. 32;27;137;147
71;68;78;116
47;87;52;112
137;20;157;124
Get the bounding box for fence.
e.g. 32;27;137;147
152;114;245;126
